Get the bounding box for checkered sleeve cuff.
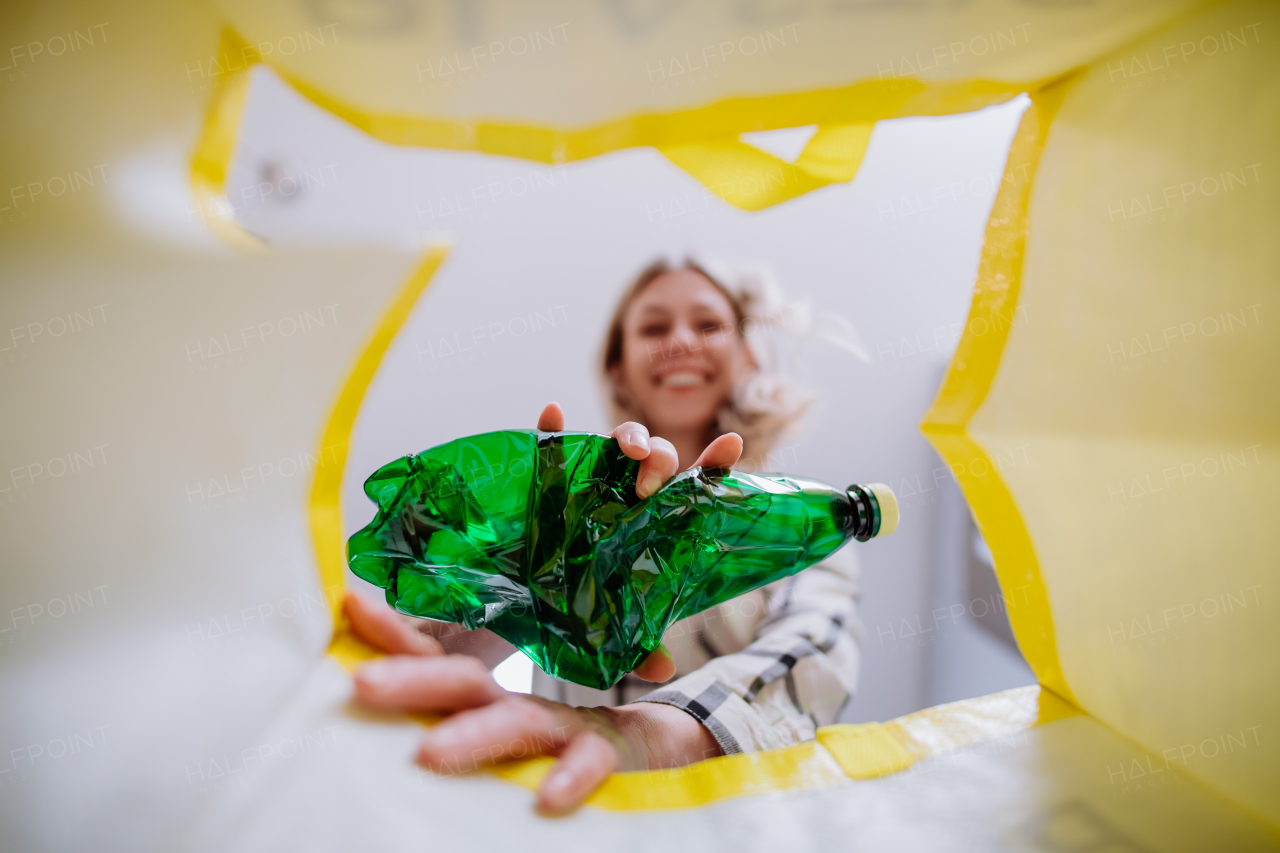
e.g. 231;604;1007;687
631;668;814;755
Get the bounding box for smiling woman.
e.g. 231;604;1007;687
495;256;867;799
601;257;811;472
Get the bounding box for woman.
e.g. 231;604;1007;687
343;258;863;813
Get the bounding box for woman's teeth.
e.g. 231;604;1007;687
662;372;705;388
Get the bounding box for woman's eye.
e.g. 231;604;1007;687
639;324;668;336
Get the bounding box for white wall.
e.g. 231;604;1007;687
228;67;1033;722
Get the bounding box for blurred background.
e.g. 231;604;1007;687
211;66;1036;721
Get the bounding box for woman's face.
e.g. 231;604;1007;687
613;268;755;435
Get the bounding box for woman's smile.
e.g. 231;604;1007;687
660;371;707;389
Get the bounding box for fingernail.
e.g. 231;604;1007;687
637;471;663;498
627;430;650;453
423;728;456;748
358;661;392;686
543;772;571;793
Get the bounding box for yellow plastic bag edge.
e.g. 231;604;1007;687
920;77;1080;708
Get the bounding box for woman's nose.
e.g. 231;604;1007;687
667;321;701;354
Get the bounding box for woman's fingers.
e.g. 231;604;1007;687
693;432;743;470
537;730;618;814
636;436;679;499
354;655;504;713
343;592;442;657
631;644;675;683
417;698;575;773
537;402;565;432
609;421;651;459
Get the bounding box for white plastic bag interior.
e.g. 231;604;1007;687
3;2;1275;851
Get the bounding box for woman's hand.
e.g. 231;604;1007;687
536;401;742;499
345;592;723;813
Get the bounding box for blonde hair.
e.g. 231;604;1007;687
600;256;812;471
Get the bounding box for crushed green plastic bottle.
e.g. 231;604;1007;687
347;430;897;689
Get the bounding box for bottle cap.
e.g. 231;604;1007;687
866;483;898;538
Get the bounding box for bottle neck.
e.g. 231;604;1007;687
844;484;883;542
